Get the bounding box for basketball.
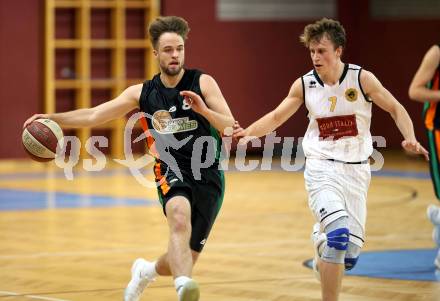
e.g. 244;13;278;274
22;119;64;162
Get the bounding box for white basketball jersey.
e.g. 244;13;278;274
301;64;373;162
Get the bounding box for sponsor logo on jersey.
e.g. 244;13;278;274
169;106;177;112
316;114;358;140
345;88;358;102
309;80;317;88
152;110;198;134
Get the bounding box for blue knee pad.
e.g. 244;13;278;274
344;242;361;271
327;227;349;250
344;257;358;270
321;217;349;264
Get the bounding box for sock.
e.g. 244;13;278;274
143;261;158;279
174;276;191;295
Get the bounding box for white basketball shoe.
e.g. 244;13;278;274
427;205;440;270
177;279;200;301
432;225;440;247
311;223;327;281
435;249;440;270
124;258;156;301
427;204;440;225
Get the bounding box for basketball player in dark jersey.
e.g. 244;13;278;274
409;44;440;270
23;16;235;301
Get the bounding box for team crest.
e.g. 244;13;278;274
152;110;198;134
345;88;358;102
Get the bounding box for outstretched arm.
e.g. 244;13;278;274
23;84;142;129
361;69;429;159
235;78;304;139
409;45;440;102
180;74;234;133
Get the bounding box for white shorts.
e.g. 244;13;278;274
304;158;371;248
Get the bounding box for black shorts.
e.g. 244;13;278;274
153;161;225;252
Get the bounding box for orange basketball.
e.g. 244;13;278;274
22;119;64;162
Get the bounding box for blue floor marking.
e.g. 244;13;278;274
0;167;431;211
0;188;157;211
372;169;430;179
0;166;431;180
304;249;440;282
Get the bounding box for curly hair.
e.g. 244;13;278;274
148;16;190;49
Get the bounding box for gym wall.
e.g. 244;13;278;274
1;0;439;158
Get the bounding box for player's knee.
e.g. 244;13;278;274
165;197;192;233
321;217;349;264
170;213;191;233
327;227;349;250
167;207;191;233
344;242;361;270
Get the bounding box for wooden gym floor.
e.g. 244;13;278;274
0;150;439;301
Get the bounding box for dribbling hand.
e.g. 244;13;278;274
23;114;49;129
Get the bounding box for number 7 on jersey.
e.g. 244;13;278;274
328;96;337;112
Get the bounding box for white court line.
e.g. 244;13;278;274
0;291;19;296
0;291;70;301
0;239;296;260
26;295;71;301
0;246;163;259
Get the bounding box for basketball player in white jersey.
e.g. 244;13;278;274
234;18;428;301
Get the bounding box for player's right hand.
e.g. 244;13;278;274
233;127;255;146
23;114;49;129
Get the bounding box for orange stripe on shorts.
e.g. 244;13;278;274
154;162;170;195
425;71;440;130
139;115;159;159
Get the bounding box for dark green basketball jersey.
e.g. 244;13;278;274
138;69;222;171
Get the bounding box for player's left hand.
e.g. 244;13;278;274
401;140;429;161
180;90;208;115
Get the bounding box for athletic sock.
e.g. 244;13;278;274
144;260;158;278
174;276;192;295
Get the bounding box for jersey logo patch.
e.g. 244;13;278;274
316;114;358;140
152;110;198;134
345;88;358;102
